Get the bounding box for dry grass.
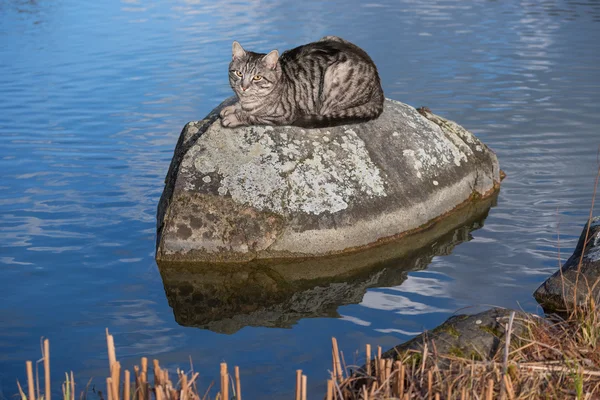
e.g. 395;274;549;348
15;288;599;400
17;328;320;400
327;300;599;399
16;329;256;400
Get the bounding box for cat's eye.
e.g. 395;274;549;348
253;75;262;81
235;70;243;77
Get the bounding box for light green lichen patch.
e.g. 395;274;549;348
181;123;387;215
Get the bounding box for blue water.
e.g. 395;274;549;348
1;0;599;398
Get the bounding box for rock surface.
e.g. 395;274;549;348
534;216;600;311
156;97;501;263
381;308;533;362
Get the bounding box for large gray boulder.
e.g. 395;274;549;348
156;98;501;263
534;216;600;311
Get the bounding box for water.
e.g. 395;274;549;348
1;0;599;398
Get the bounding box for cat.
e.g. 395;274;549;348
220;36;384;129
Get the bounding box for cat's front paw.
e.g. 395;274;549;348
221;112;244;128
219;105;238;119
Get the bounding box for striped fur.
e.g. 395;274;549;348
220;36;384;128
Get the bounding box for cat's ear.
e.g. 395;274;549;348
262;50;279;70
232;41;246;60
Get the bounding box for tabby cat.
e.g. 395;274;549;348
220;36;384;129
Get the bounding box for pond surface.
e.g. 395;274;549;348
1;0;599;398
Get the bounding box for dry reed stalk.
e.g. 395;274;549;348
179;372;188;400
106;330;117;368
235;366;241;400
378;359;385;387
17;380;27;400
71;371;75;400
301;374;307;400
399;363;405;398
384;359;392;398
326;379;333;400
124;370;131;400
479;379;486;400
428;369;433;400
500;311;515;400
35;357;41;400
377;346;381;375
106;331;118;400
186;372;199;393
366;344;371;376
503;375;515;400
153;360;161;387
332;338;343;383
44;339;50;400
107;378;113;400
435;393;440;400
163;370;169;389
111;361;121;400
220;363;228;400
486;379;494;400
340;351;349;379
393;361;401;397
141;358;148;377
421;343;429;378
521;364;600;376
461;386;466;400
134;366;140;400
140;371;147;400
295;369;302;400
26;360;35;400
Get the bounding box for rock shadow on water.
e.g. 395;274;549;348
156;193;498;334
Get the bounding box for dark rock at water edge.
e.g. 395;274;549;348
380;308;533;363
534;216;600;312
156;97;501;263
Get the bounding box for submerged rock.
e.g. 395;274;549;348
534;216;600;311
156;97;500;263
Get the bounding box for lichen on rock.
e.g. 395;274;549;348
181;124;386;215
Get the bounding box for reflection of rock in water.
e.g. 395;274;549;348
157;194;497;334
